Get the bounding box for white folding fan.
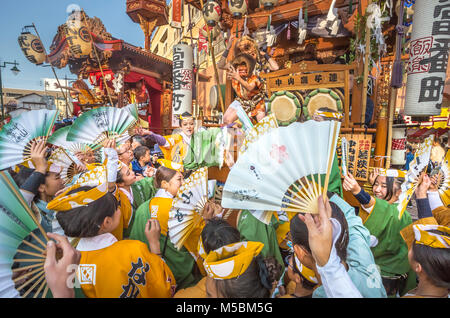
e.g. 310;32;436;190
397;134;435;219
239;113;279;156
433;149;450;207
222;120;341;214
0;170;50;298
0;109;59;170
168;167;209;250
47;126;100;155
66;106;136;146
48;148;80;185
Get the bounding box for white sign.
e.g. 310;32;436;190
172;43;193;117
404;0;450;116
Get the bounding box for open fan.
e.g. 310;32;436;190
433;149;450;207
66;106;135;146
397;134;435;219
47;126;100;155
0;170;50;298
222;120;341;214
168;167;209;250
0;109;58;170
48;148;80;185
239;113;279;156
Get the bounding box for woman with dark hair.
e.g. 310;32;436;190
129;166;219;290
203;241;283;298
47;184;176;298
174;218;241;298
343;171;415;297
290;193;386;297
14;140;65;234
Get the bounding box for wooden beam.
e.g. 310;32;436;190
129;65;162;79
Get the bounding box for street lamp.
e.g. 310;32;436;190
0;60;21;121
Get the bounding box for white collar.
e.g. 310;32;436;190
155;188;174;199
119;187;134;204
179;131;192;145
76;233;118;252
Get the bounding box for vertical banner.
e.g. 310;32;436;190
171;0;183;29
404;0;450;116
172;43;193;122
391;128;407;165
341;134;372;181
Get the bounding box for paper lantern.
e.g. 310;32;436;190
260;0;278;10
64;22;92;58
17;32;46;65
391;128;407;165
200;25;221;40
404;0;448;116
228;0;248;19
203;0;222;27
172;43;193;117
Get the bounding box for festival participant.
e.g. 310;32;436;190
44;233;83;298
14;140;65;234
203;241;283;298
116;162;157;238
231;210;285;272
282;195;364;298
129;166;218;289
401;223;450;298
343;171;415;297
397;175;450;297
174;218;241;298
131;146;153;176
131;135;146;151
290;192;386;298
117;141;134;168
430;136;446;168
405;145;415;171
48;184;176;298
223;53;266;125
135;113;225;170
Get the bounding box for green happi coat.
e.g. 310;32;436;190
183;128;224;170
360;198;416;294
237;210;285;272
122;177;157;238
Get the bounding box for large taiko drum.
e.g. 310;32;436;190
303;88;343;120
267;91;302;126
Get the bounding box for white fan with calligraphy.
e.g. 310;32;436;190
222;120;340;215
397;134;434;219
168;167;209;250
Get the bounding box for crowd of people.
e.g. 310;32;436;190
5;109;449;299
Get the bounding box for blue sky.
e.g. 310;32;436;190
0;0;149;90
